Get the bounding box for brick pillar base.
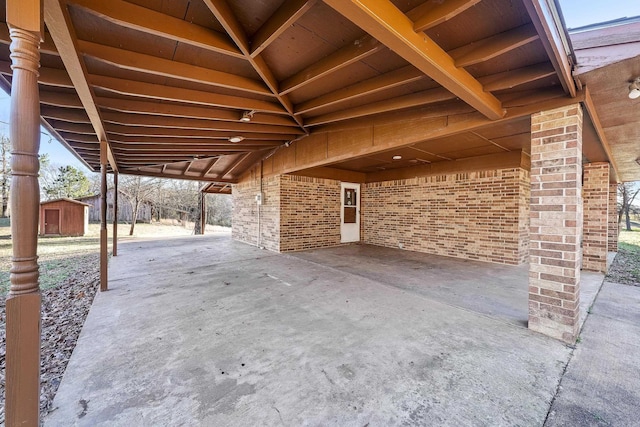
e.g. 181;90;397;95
583;163;610;272
529;104;583;344
608;183;619;252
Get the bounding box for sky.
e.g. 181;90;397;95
1;0;640;175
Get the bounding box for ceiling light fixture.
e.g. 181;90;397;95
228;136;245;143
629;77;640;99
392;155;402;160
240;110;255;122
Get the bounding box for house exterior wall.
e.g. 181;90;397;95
232;174;280;251
280;175;341;252
361;168;530;265
39;200;87;236
232;167;530;265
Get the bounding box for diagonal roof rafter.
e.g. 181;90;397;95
322;0;505;120
202;0;309;132
44;0;118;171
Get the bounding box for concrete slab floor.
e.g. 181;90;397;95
46;236;603;426
545;281;640;426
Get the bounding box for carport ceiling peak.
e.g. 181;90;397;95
5;0;573;181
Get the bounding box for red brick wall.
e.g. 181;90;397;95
361;168;530;265
280;175;341;251
583;163;610;272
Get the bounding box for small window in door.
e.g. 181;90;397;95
344;188;356;206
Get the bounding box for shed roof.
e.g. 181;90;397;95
40;198;91;207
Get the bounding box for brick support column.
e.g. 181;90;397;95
608;183;619;252
529;104;583;343
582;163;610;272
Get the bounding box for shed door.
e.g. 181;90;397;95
44;209;60;235
340;182;360;243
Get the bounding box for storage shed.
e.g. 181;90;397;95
39;198;90;237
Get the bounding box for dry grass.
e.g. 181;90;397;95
0;218;230;295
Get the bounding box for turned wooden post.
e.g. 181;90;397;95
113;171;118;256
5;24;42;426
100;141;108;291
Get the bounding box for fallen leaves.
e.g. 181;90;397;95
0;253;99;424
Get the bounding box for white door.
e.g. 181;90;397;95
340;182;360;243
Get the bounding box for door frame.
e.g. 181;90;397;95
340;182;361;243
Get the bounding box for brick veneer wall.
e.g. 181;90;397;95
279;175;341;251
361;168;530;265
582;163;610;272
608;183;619;252
528;104;583;344
232;174;280;251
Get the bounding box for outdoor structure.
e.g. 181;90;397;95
2;0;640;424
38;198;89;236
77;189;152;223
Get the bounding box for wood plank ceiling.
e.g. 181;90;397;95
0;0;581;183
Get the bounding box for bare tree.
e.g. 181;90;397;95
119;175;158;235
618;182;640;231
1;135;10;217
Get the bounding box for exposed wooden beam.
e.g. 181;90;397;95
295;65;425;115
97;97;298;127
89;75;287;114
58;132;99;143
183;160;194;174
40;91;83;108
78;40;271;96
582;87;619;182
202;0;308;131
100;111;303;134
71;0;243;58
44;0;118;172
104;124;293;140
202;157;221;177
107;135;283;146
479;62;556;92
217;152;252;179
280;34;382;95
0;60;73;87
40;118;96;171
251;0;317;57
120;167;241;183
269;90;584;174
323;0;505;120
522;0;575;97
306;87;455;126
410;0;481;32
449;24;539;68
108;143;271;152
41;106;90;123
48;121;96;135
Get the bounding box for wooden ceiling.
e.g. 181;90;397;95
0;0;603;183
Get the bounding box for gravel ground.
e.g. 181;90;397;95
0;253;99;423
606;248;640;286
